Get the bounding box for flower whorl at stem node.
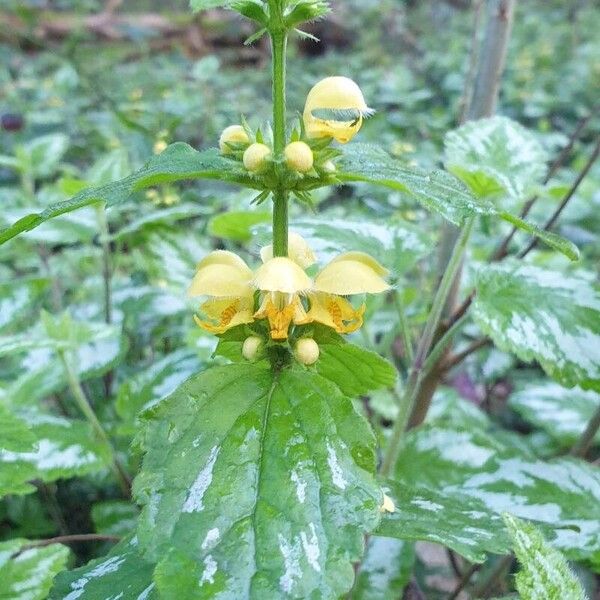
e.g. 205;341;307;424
219;125;250;154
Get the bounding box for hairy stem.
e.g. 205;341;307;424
380;217;475;477
58;350;131;496
394;290;414;365
270;27;289;257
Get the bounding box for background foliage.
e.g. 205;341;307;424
0;0;599;598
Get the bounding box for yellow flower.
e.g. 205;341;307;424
255;237;389;339
188;251;255;334
188;235;390;341
253;257;312;340
303;76;373;144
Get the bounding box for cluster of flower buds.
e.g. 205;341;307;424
217;76;373;183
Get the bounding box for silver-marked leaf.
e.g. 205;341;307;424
352;537;414;600
395;425;600;564
50;536;157;600
0;538;70;600
377;478;511;563
0;144;255;246
338;143;492;225
116;349;202;430
0;405;36;453
338;144;579;260
253;216;431;273
92;501;139;537
0;279;48;332
134;364;381;599
503;514;587;600
473;262;600;392
510;382;600;446
0;410;111;496
444;116;547;202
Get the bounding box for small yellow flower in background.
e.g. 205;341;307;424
294;338;320;365
219;125;250;155
188;251;255;334
189;234;390;341
243;143;271;173
380;493;395;513
303;76;373;144
284;141;314;173
153;140;168;155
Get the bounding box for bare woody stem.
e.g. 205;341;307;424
380;217;475;477
569;403;600;458
405;0;516;430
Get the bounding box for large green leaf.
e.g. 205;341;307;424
213;325;397;397
0;144;255;246
503;514;587;600
377;478;511;563
352;537;414;600
338;143;491;225
209;210;271;243
444;116;547;202
0;538;70;600
338;144;579;260
50;537;157;600
134;363;382;598
394;425;600;564
510;382;600;446
92;500;139;537
0;410;111;496
253;216;431;273
0;405;36;453
312;326;397;397
473;262;600;392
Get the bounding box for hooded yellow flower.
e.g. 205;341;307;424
255;235;390;339
303;76;374;144
188;250;255;334
189;235;390;340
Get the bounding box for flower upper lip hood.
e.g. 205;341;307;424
188;234;390;340
303;76;374;144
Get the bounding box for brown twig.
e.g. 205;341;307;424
448;563;480;600
518;136;600;258
492;106;599;261
11;534;120;558
569;403;600;458
441;337;491;372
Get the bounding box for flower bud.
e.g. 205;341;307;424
284;141;314;173
294;338;319;366
243;143;271;173
219;125;250;155
242;336;263;362
303;76;373;144
322;160;336;174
